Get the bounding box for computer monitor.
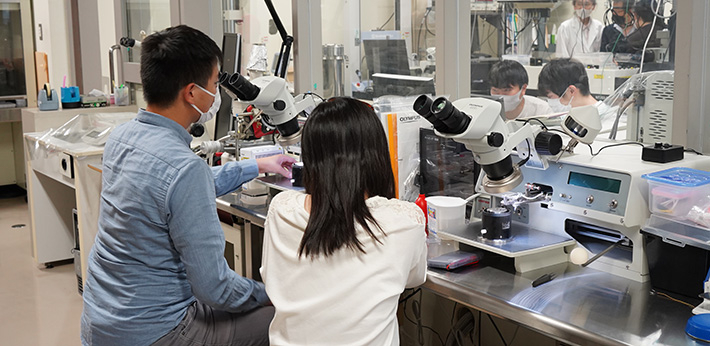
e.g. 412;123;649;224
222;33;242;75
215;33;242;141
470;58;499;95
419;128;478;199
363;39;410;79
372;73;435;98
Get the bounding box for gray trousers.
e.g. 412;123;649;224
151;301;274;346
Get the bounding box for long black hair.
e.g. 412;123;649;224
299;97;395;258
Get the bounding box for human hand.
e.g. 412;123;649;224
256;154;296;178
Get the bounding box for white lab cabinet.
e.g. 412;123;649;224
24;133;104;283
23;112;134;283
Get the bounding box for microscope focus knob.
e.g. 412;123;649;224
273;100;286;111
534;132;563;155
487;132;504;147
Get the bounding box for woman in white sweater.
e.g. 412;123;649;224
261;97;428;346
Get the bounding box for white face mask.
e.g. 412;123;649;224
498;89;524;112
575;8;591;19
547;88;574;113
191;84;221;124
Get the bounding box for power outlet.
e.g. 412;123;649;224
512;204;529;224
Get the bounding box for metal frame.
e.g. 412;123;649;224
674;0;710;153
291;0;323;95
435;0;471;99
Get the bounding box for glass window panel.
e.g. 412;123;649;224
123;0;171;62
239;1;292;81
320;0;435;100
0;3;26;97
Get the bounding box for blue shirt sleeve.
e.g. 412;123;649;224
166;159;269;312
210;159;259;197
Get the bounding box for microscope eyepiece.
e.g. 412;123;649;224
413;95;450;133
220;72;261;101
431;97;471;135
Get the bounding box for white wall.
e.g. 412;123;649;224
242;0;292;76
33;0;75;90
98;0;117;94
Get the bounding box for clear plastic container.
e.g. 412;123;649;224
642;167;710;219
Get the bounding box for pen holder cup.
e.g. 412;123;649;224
114;86;130;106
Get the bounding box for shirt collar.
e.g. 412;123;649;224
575;17;595;30
613;23;636;35
135;109;193;146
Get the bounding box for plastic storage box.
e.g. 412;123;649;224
641;167;710;219
642;214;710;300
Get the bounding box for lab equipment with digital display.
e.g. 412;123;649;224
413;94;710;280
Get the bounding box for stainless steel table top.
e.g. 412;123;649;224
216;190;269;226
424;250;702;346
215;192;704;345
441;221;576;257
257;175;305;192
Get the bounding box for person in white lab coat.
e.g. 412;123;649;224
556;0;604;58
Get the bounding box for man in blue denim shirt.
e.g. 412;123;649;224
81;25;294;346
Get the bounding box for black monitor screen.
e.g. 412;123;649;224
419;128;478;199
0;5;26;97
363;39;410;79
372;73;435;98
215;33;242;141
222;33;242;75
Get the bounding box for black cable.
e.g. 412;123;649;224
487;314;509;346
479;20;498;54
516;117;548;130
425;9;435;36
685;148;704;155
305;91;325;102
516;139;532;168
403;289;444;346
444;302;458;346
417;8;432;60
512;19;533;41
376;12;395;31
585;141;645;157
414;290;445;346
399;288;421;304
509;325;520;345
478;311;482;346
529;17;546;55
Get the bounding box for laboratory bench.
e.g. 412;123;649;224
217;177;704;346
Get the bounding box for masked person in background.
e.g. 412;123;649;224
616;0;663;55
489;60;553;120
538;58;620;134
601;0;636;53
556;0;604;58
81;25;296;346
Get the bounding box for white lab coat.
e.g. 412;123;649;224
556;17;604;58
